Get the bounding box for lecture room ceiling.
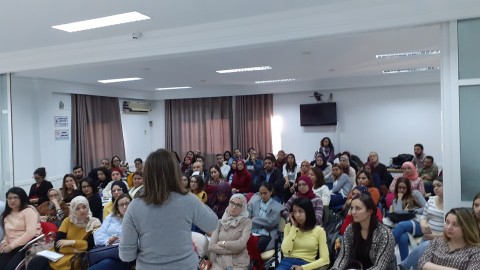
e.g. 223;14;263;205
3;1;480;99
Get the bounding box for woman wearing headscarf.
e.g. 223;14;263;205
282;175;324;225
27;196;101;270
103;181;128;219
296;160;311;180
386;161;425;208
37;188;70;227
209;182;233;219
312;154;332;176
231;160;252;194
209;194;252;270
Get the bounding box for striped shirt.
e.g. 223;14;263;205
420;196;444;233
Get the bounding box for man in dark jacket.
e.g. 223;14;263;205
259;156;285;203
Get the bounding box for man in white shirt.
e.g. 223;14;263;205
216;154;230;179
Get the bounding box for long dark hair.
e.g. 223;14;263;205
291;197;316;231
286;153;297;172
394;177;420;208
320;137;334;149
1;187;30;228
356;170;374;188
191;175;205;193
351;193;378;257
310;167;326;189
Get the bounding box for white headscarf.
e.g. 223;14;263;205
220;193;248;229
69;196;101;232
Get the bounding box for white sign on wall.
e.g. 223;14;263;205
54;116;69;127
55;130;69;140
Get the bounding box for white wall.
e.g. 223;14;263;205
10;76;165;191
273;83;442;166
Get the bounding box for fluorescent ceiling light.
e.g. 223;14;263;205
98;77;142;83
155;86;192;90
52;11;150;33
376;50;440;59
216;66;272;74
382;67;440;74
255;78;297;84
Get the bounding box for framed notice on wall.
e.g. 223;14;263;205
55;116;69;127
55;130;69;140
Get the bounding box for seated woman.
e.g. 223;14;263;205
181;174;190;191
312;154;332;176
296;160;311;180
387;161;425;208
362;162;383;190
103;181;128;219
37;188;70;227
61;174;81;204
128;171;144;198
390;177;427;262
309;167;331;224
205;165;227;201
231;161;252;194
0;187;41;270
328;164;353;210
209;194;252;270
277;197;329;270
282;175;323;225
339;186;383;235
103;168;128;200
27;196;101;270
247;182;285;270
80;178;103;221
88;194;132;270
399;177;444;270
29;167;54;206
331;193;395;270
190;175;207;204
209;182;233;219
95;167;112;190
418;208;480;269
226;160;237;183
343;170;380;211
180;156;192;173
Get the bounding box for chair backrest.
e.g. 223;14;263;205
40;222;58;242
278;217;286;233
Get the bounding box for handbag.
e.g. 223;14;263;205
25;231;56;267
87;245;120;266
199;255;212;270
387;210;417;224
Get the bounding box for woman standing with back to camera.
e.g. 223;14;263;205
120;149;218;269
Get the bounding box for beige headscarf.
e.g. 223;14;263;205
220;194;248;230
69;196;101;232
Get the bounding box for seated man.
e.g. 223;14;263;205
417;155;438;195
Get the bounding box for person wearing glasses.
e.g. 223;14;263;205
0;187;41;270
89;194;133;270
103;181;128;219
80;178;103;221
282;175;324;225
209;194;252;270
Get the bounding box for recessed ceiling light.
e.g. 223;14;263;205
98;77;142;83
52;11;150;33
255;78;297;84
382;67;440;74
155;86;192;90
216;66;272;74
376;50;440;59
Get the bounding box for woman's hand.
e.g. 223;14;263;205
397;192;404;200
107;236;119;245
289;213;298;227
2;244;13;253
291;265;303;270
40;216;48;222
290;183;297;193
56;239;75;248
51;198;60;208
284;180;290;189
0;242;9;253
421;223;432;235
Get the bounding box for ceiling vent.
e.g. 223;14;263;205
123;100;152;113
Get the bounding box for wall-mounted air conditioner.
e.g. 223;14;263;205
123;100;152;113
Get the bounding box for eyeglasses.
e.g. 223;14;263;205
229;201;243;208
297;183;308;188
119;202;130;208
7;195;20;201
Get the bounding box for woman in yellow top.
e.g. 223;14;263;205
27;195;101;270
190;174;207;204
278;197;329;270
103;181;128;219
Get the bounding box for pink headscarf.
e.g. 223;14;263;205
295;175;316;199
402;161;418;180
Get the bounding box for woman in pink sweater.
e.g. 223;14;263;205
0;187;41;270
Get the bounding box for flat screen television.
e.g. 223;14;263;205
299;102;337;126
